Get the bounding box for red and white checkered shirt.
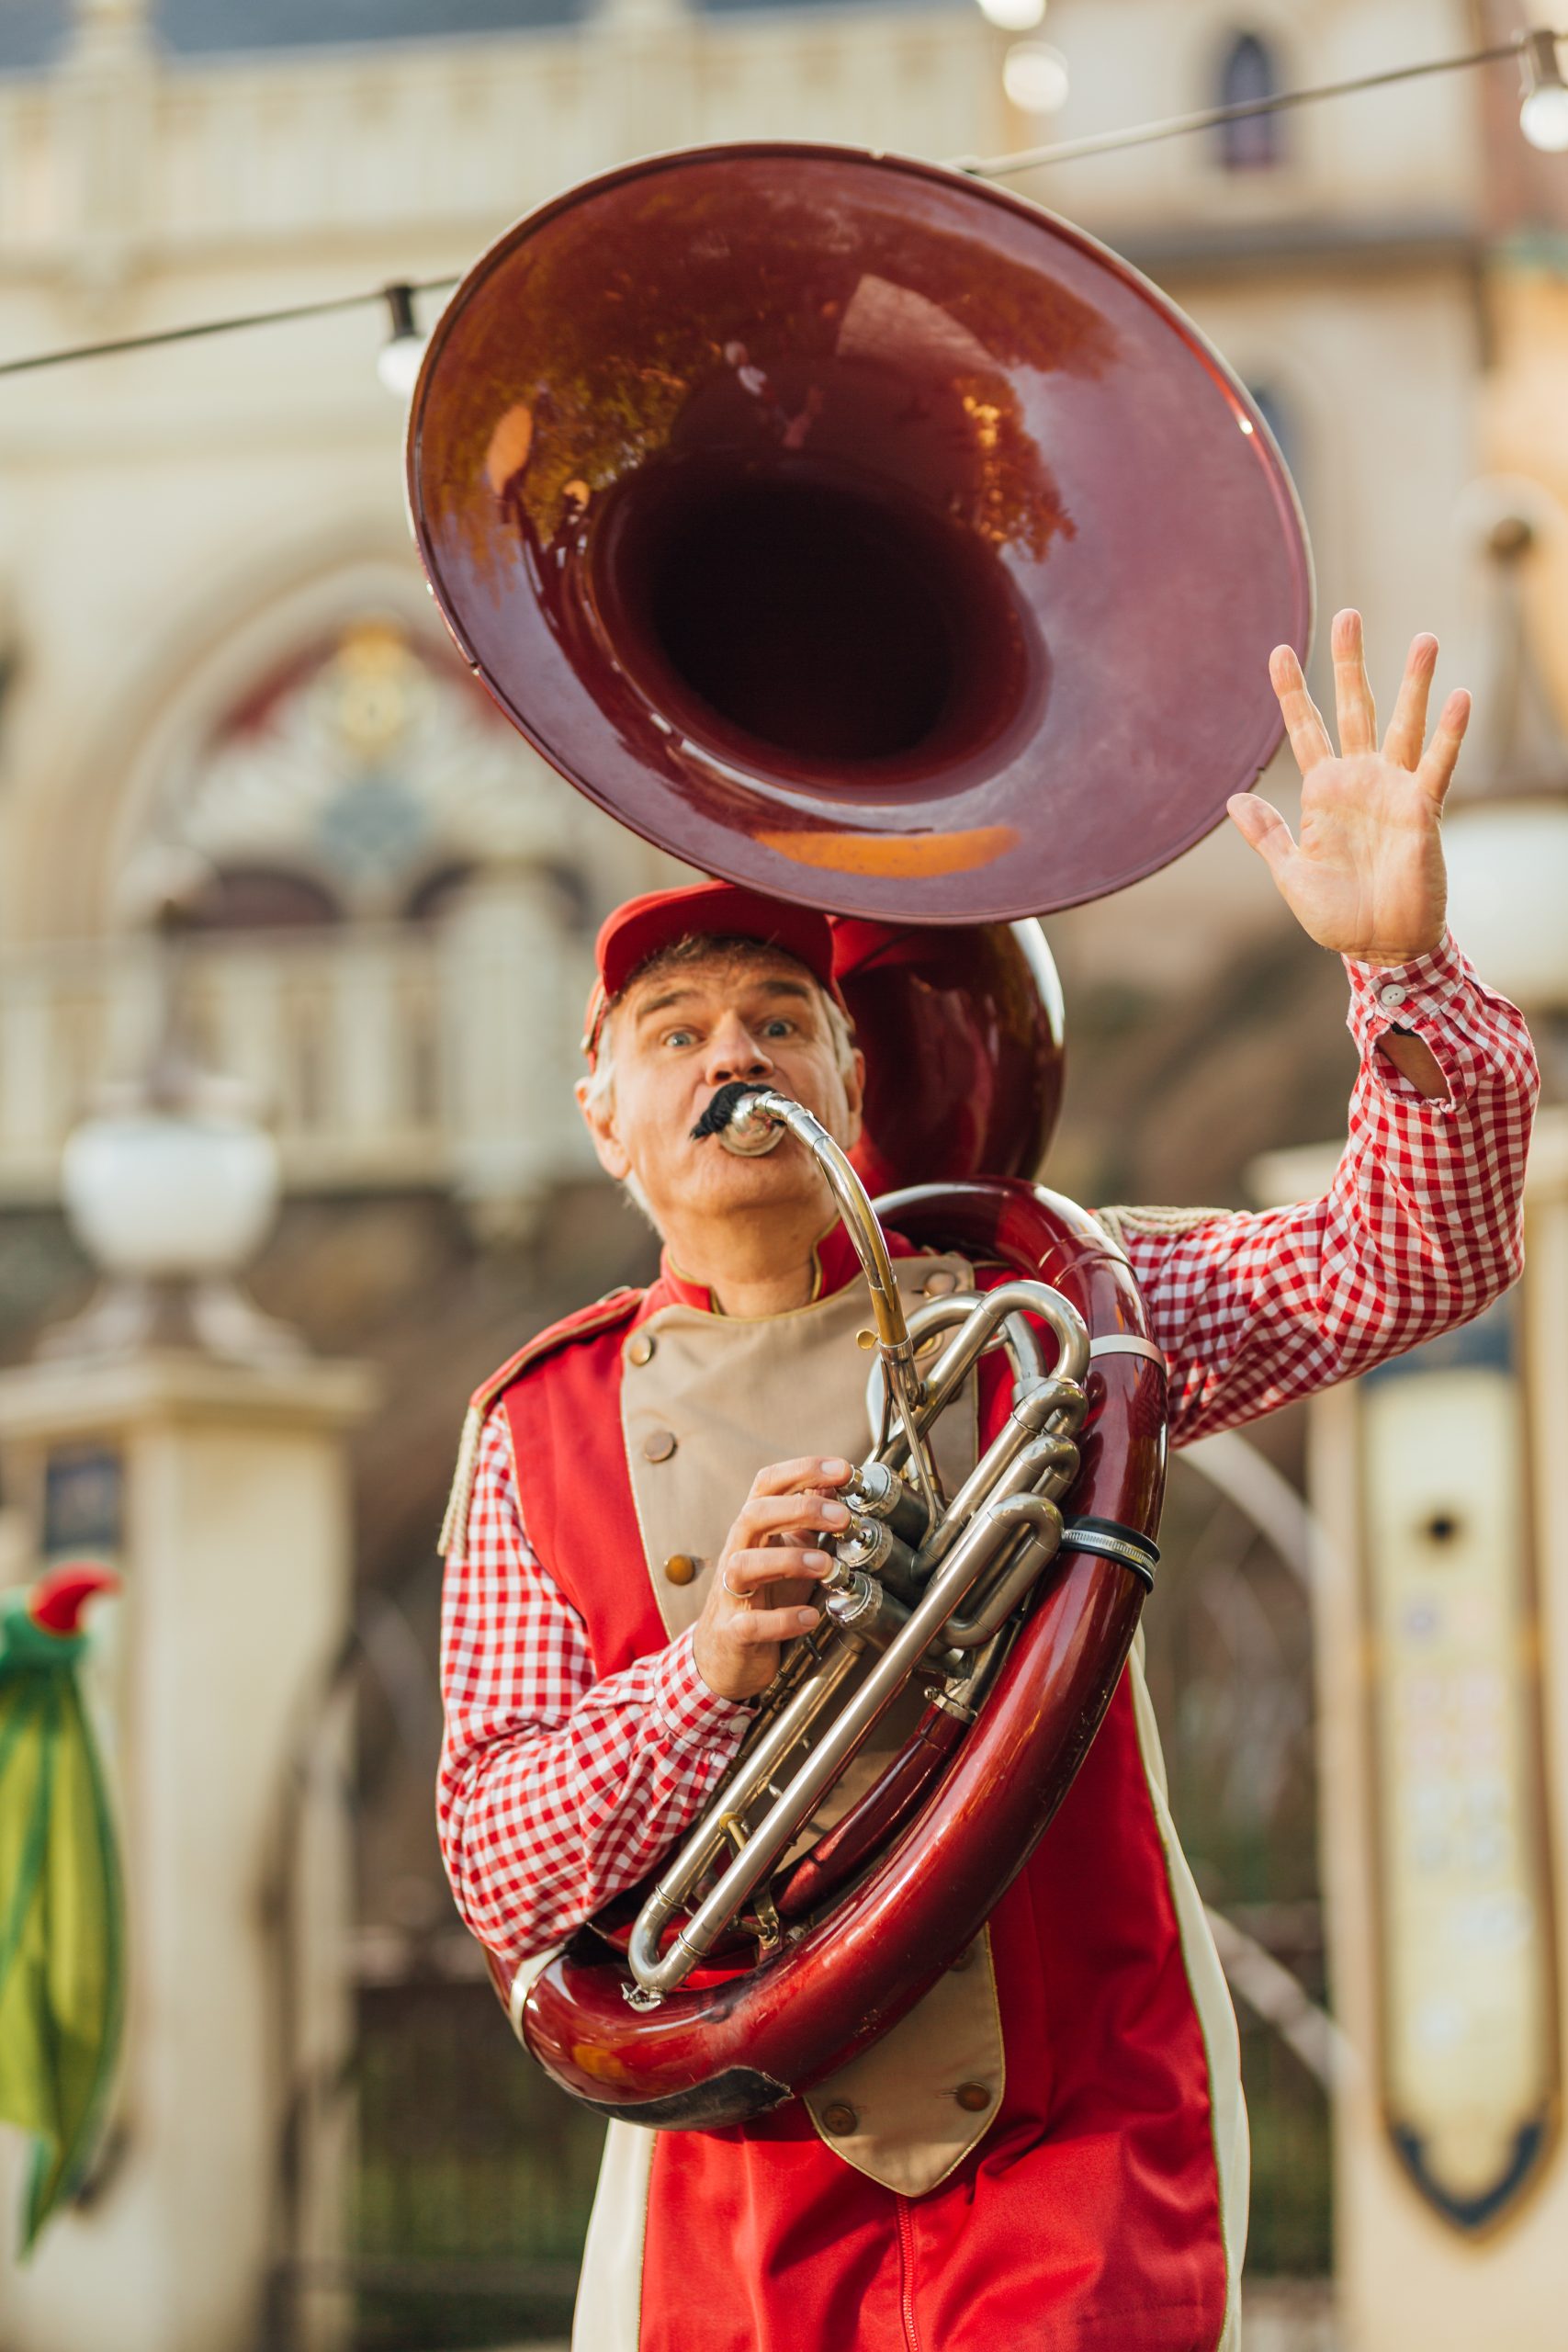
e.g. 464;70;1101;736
438;933;1538;1968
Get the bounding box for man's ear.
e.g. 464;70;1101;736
575;1075;632;1182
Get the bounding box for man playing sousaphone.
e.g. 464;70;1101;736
437;614;1536;2349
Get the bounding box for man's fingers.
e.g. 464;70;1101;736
1417;687;1472;806
1382;632;1438;769
734;1492;850;1546
747;1455;852;1500
1227;792;1296;876
1331;608;1377;755
1269;645;1332;775
727;1601;823;1645
722;1547;831;1594
695;1535;830;1697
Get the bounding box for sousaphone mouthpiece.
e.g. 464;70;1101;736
690;1081;786;1154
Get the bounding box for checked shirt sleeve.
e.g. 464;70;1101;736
1101;932;1538;1449
438;1409;752;1970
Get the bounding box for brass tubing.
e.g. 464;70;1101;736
875;1280;1086;1496
626;1120;1097;2003
626;1635;867;1989
633;1471;1039;1996
733;1090;944;1519
919;1391;1079;1575
943;1492;1067;1650
937;1432;1076;1641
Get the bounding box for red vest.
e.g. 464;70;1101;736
499;1239;1232;2352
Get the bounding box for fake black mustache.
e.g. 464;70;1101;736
690;1080;769;1142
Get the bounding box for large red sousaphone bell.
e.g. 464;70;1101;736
412;144;1311;2128
409;141;1310;930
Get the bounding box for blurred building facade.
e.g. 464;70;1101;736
0;0;1550;1398
0;0;1562;2344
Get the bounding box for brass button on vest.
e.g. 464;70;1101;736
663;1553;698;1587
627;1331;657;1366
921;1269;960;1297
820;2101;858;2136
949;1944;976;1973
954;2081;992;2112
643;1430;677;1464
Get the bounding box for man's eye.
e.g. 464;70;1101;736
664;1028;698;1049
761;1018;795;1039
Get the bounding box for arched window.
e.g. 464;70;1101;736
186;866;343;932
1216;31;1283;171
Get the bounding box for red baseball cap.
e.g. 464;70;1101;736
582;880;840;1063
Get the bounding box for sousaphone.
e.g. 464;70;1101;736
411;141;1310;2126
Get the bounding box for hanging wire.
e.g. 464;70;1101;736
957;27;1537;179
0;23;1557;379
0;272;460;380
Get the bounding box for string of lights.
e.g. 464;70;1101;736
961;25;1557;181
0;22;1560;385
0;272;461;382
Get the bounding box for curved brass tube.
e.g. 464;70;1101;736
628;1094;1093;2003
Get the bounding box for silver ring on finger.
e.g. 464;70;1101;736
722;1568;750;1605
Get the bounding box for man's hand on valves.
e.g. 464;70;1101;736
693;1456;855;1702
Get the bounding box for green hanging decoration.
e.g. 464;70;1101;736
0;1563;124;2254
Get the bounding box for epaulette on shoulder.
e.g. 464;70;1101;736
438;1286;643;1556
1095;1204;1232;1255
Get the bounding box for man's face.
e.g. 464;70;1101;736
576;945;865;1235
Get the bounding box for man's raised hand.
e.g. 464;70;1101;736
692;1455;853;1702
1227;608;1470;967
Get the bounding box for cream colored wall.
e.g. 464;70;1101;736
0;0;1499;959
1106;262;1481;959
0;1;1524;1071
0;0;1011;945
0;364;423;938
1483;266;1568;723
1014;0;1483;236
1033;12;1489;990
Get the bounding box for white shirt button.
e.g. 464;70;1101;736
1378;982;1408;1010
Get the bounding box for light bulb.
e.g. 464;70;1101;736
977;0;1045;32
1521;82;1568;152
377;333;427;398
1003;40;1069;116
377;282;425;400
1518;29;1568;153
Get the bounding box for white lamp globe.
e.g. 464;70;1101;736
1002;40;1070;115
978;0;1046;31
1521;81;1568;153
1442;800;1568;1012
63;1110;282;1280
